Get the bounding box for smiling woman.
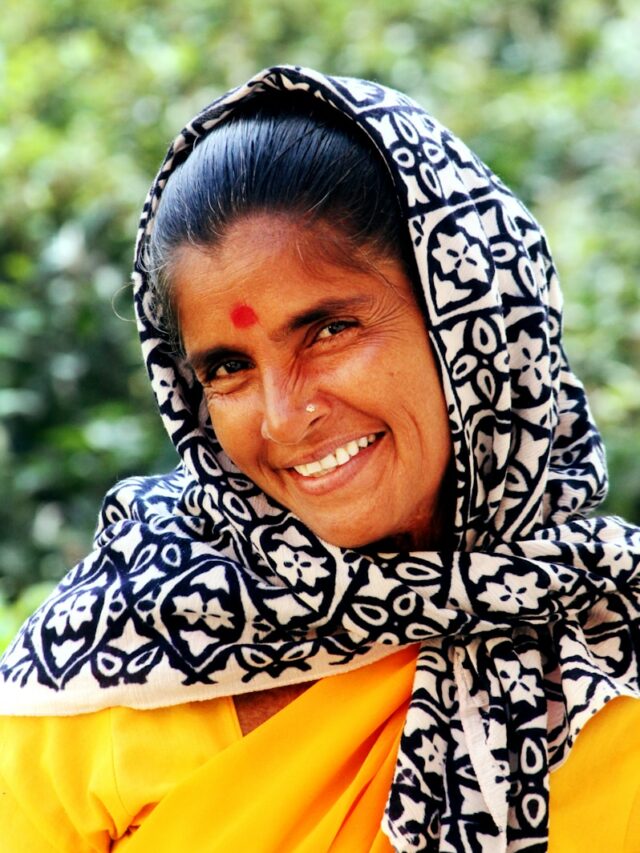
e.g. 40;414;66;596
148;92;453;552
1;65;639;853
172;215;451;549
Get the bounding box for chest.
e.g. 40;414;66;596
233;681;313;735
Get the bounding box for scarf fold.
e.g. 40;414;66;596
1;66;639;852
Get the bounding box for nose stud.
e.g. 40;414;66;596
305;403;316;414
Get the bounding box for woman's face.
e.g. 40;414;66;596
172;214;452;549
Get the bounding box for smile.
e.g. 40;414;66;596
292;434;378;478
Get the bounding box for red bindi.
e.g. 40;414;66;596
230;304;258;329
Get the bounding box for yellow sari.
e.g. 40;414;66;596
1;646;639;851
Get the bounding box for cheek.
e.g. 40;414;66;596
205;396;262;469
394;339;451;453
417;384;452;469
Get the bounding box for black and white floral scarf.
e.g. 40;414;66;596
1;66;639;852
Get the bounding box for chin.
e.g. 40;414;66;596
298;518;372;550
320;531;377;550
301;516;407;551
301;508;443;552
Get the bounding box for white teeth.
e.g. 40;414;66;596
293;434;378;477
318;452;338;470
335;447;350;464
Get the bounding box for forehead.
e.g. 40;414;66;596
170;214;417;320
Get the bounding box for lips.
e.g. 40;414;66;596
291;434;378;478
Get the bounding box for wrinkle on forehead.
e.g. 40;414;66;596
172;213;408;316
213;213;392;282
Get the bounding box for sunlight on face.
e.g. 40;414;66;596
173;214;452;549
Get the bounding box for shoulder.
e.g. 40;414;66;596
549;696;640;852
0;698;237;851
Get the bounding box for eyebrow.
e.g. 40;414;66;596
187;295;373;375
278;295;373;338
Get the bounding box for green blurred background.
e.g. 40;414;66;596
1;0;639;645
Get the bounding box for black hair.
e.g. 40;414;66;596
146;93;413;349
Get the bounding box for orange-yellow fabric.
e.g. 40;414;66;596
548;693;640;852
0;646;638;852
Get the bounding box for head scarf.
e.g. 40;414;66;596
2;66;639;851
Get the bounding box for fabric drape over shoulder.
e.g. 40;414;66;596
1;66;639;852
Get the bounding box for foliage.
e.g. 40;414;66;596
0;583;57;652
1;0;639;629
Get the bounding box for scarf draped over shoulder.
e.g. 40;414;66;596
1;66;639;852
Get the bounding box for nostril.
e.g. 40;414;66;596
261;400;323;445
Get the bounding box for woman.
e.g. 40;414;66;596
1;65;639;852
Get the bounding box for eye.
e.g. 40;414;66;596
315;320;357;340
206;358;251;382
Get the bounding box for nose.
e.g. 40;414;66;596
260;370;322;445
